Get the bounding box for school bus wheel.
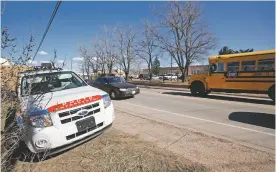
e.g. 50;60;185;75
268;85;275;101
190;81;206;97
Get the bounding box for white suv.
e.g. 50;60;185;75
16;68;115;155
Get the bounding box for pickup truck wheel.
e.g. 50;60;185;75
110;90;116;100
268;86;275;102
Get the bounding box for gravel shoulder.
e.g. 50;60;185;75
113;109;275;172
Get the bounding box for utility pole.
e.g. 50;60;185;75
71;58;72;70
120;63;122;76
170;56;172;81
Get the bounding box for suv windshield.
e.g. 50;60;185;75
21;71;87;96
107;77;126;84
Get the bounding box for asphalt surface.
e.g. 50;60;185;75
113;87;275;153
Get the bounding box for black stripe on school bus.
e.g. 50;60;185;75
235;76;275;78
225;80;275;83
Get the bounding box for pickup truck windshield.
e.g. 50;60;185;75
21;71;87;96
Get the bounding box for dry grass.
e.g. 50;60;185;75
13;128;209;172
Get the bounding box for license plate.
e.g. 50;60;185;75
132;91;135;94
76;117;96;132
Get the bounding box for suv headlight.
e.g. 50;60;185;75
26;110;53;128
119;88;127;91
102;94;111;108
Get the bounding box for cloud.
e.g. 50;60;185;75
38;51;48;55
57;60;64;64
40;60;50;63
72;57;84;61
28;60;38;65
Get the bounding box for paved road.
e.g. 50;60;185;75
113;88;275;153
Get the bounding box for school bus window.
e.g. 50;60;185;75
227;62;239;72
211;63;224;73
258;59;275;71
217;63;224;72
241;60;256;71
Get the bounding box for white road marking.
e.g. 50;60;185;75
118;101;275;137
140;89;274;109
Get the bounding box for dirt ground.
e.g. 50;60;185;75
113;109;275;172
12;128;208;172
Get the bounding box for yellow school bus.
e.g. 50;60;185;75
188;49;275;101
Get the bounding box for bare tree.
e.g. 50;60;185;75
79;46;92;79
151;2;217;82
50;49;58;68
136;20;160;80
130;58;143;76
49;49;66;69
1;27;40;171
92;26;118;75
93;40;106;74
115;26;138;80
102;26;117;74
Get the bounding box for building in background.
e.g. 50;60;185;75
141;65;209;76
189;65;209;75
77;68;126;80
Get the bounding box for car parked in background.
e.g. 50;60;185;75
89;76;140;99
139;74;151;80
151;75;160;80
139;74;160;80
163;74;178;80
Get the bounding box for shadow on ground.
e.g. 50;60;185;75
113;96;134;101
229;112;275;129
161;91;275;106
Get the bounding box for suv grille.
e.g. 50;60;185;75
58;102;100;124
66;122;104;140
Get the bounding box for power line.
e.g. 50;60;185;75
31;0;62;62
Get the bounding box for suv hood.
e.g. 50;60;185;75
20;86;107;114
111;82;136;89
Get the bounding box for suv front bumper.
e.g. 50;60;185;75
23;104;115;154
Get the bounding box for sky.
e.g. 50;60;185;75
1;1;275;72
